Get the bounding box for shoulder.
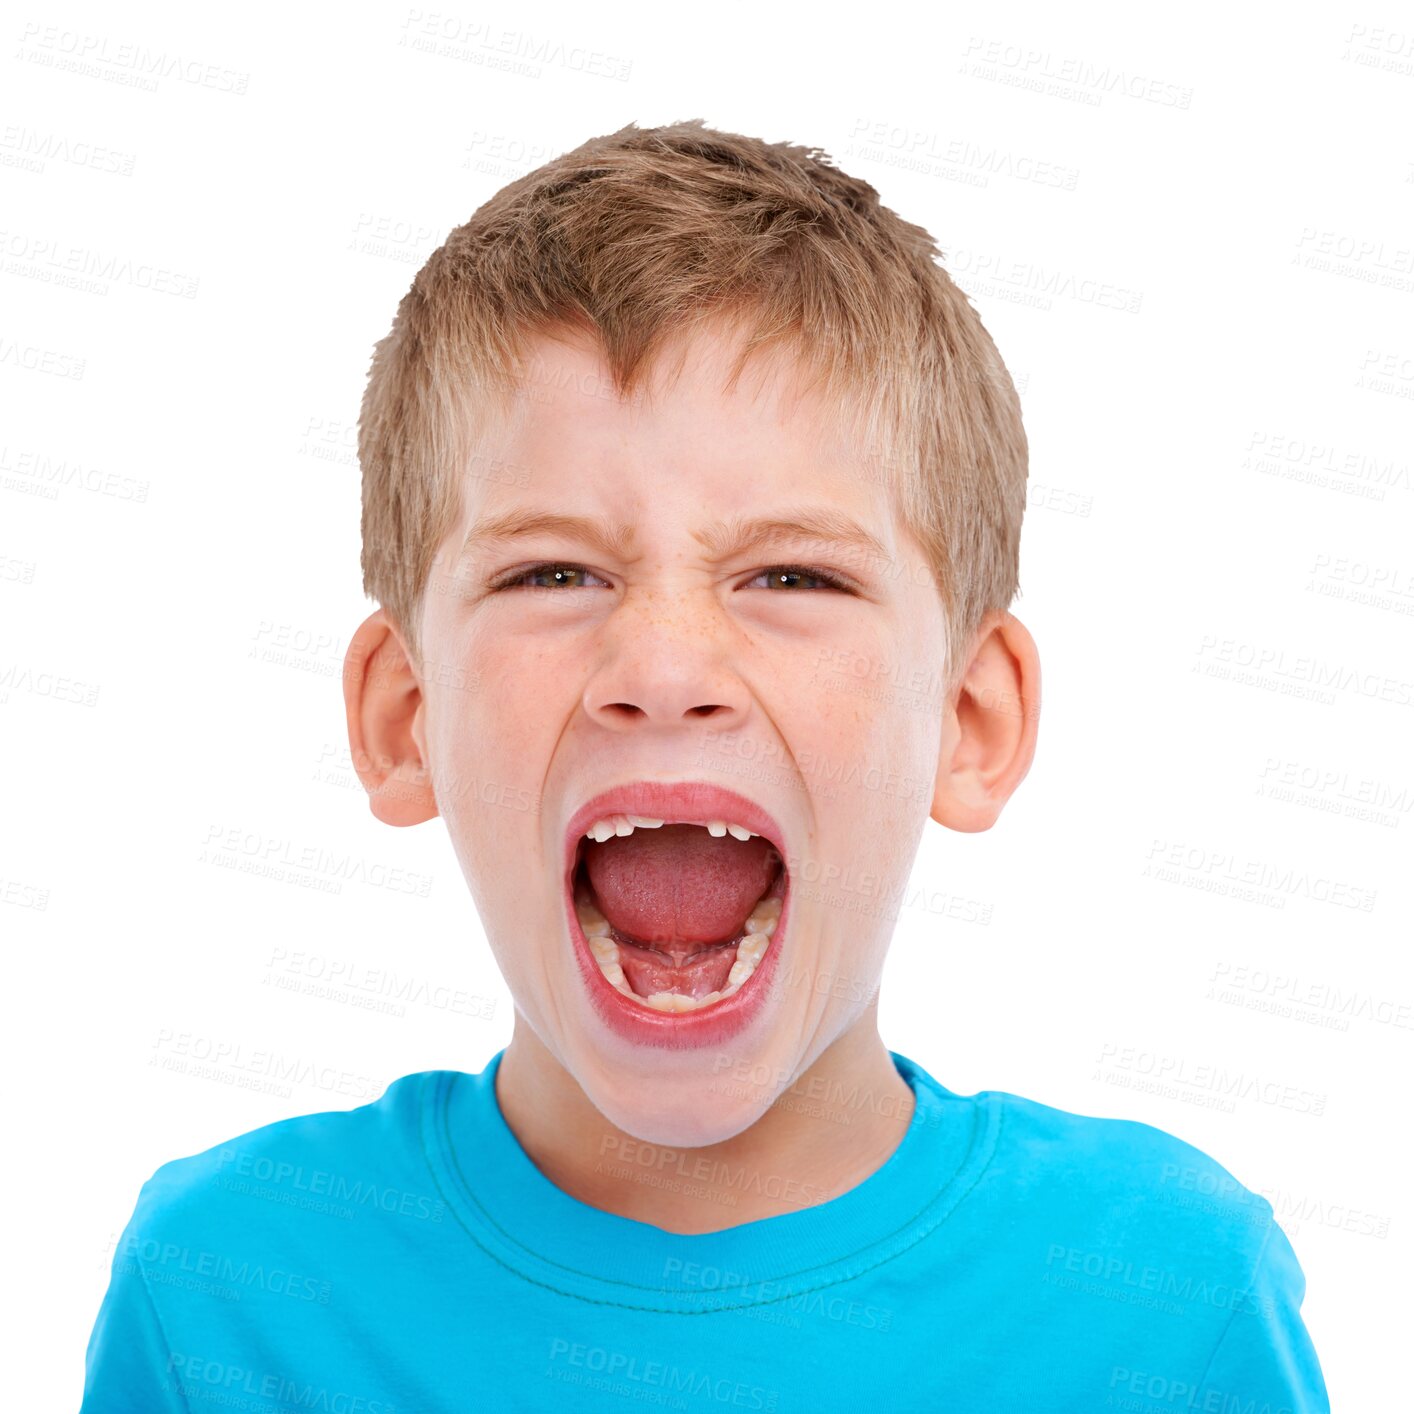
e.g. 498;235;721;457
85;1074;463;1404
967;1088;1328;1404
987;1085;1265;1199
966;1090;1329;1409
975;1085;1293;1293
119;1070;452;1245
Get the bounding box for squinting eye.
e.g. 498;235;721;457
493;563;608;591
491;562;854;593
748;565;853;592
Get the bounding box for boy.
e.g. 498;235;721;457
82;120;1329;1411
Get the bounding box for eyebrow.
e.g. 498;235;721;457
457;505;889;569
458;509;638;564
694;508;889;566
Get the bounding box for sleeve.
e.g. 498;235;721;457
1193;1217;1330;1414
80;1193;191;1414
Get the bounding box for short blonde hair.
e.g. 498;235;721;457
358;119;1028;701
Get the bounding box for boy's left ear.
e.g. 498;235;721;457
930;610;1041;833
341;609;439;827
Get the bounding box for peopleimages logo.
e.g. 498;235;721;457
546;1339;778;1410
663;1259;894;1331
1108;1365;1294;1414
214;1148;446;1222
596;1135;830;1207
164;1355;397;1413
1044;1245;1275;1319
118;1234;331;1304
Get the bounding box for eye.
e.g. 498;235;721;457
492;562;609;591
746;564;855;592
490;561;856;593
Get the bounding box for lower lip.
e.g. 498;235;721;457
564;867;790;1049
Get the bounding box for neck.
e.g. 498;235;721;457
493;1005;916;1235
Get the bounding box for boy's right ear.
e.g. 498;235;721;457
341;609;439;826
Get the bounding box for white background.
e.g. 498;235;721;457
3;3;1409;1408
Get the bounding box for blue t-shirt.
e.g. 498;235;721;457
81;1049;1329;1412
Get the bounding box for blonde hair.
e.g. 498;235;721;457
358;119;1028;702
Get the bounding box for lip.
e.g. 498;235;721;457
561;781;792;1048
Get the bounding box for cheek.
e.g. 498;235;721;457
802;680;935;917
429;615;569;776
423;688;526;889
423;634;581;913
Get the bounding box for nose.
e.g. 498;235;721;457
581;587;751;731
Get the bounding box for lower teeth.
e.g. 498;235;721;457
576;894;781;1012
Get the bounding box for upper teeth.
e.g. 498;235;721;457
583;815;759;844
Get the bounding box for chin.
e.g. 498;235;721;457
579;1065;780;1149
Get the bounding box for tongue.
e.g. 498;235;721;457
583;823;779;945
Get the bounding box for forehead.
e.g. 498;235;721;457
461;319;886;515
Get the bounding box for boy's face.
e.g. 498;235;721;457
377;321;973;1145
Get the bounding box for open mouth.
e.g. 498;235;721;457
570;816;787;1014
